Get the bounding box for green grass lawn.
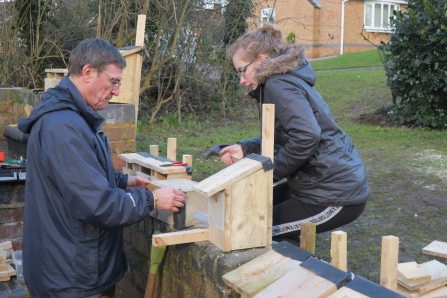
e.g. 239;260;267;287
137;53;447;283
310;49;383;70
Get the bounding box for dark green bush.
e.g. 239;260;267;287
379;0;447;128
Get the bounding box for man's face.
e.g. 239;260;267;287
85;64;123;110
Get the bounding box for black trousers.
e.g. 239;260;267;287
272;182;366;240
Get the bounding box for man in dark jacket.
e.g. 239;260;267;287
18;39;186;298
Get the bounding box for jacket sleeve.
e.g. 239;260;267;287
264;76;321;180
115;172;128;189
41;116;151;229
238;137;261;156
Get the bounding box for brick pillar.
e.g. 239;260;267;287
98;103;136;171
0;182;25;251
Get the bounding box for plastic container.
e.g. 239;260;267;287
12;250;24;281
3;124;28;160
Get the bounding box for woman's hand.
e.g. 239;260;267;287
153;188;186;213
127;176;150;188
219;144;243;165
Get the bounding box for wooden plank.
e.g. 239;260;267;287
119;47;141;57
0;263;8;277
331;231;347;271
193;157;264;197
253;264;338;298
0;247;4;261
395;284;419;298
222;250;301;297
261;104;275;249
207;190;231;251
0;241;12;250
422;241;447;259
229;169;269;251
152;229;209;246
120;153;187;174
380;235;399;291
135;14;146;47
167;138;177;161
6;263;15;276
398;260;447;292
398;262;431;285
327;287;369;298
0;276;10;282
301;222;316;254
120;153;143;163
420;285;447;298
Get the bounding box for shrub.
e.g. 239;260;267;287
379;0;447;128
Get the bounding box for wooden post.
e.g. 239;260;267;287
167;138;177;161
300;222;316;254
182;154;193;166
261;104;275;248
133;14;145;122
331;231;347;271
380;235;399;291
150;145;159;156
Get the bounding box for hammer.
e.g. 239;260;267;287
203;144;239;163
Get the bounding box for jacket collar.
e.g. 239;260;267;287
254;44;306;84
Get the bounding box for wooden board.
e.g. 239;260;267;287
327;287;369;298
0;263;8;277
193;157;264;197
119;153;188;174
6;263;15;276
398;260;447;292
420;285;447;298
394;284;419;298
0;242;13;250
253;264;338;298
423;241;447;259
398;262;431;285
222;250;301;297
152;229;209;246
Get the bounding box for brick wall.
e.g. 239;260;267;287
116;219;270;298
0;183;25;251
252;0;389;59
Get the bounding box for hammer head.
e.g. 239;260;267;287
203;144;231;160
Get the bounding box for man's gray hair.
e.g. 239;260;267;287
68;39;126;77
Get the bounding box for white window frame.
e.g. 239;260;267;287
364;0;405;33
261;8;275;27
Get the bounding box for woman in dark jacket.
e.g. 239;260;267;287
220;25;370;242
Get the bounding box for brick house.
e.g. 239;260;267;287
252;0;407;58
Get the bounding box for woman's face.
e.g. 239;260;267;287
232;49;260;90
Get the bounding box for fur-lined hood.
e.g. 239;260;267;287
254;44;315;86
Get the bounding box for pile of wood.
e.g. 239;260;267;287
0;241;16;281
396;240;447;298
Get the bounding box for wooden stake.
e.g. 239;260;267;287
331;231;347;271
261;104;275;248
150;145;158;156
167;138;177;161
380;235;399;291
300;222;316;254
182;154;193;166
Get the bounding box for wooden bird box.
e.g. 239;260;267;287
193;154;273;252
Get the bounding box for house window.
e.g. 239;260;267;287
261;8;275;26
364;1;401;32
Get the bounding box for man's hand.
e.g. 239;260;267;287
127;176;151;188
153;188;186;213
219;144;243;165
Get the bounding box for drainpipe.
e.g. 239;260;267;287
340;0;348;55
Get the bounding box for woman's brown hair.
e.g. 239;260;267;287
226;24;287;61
